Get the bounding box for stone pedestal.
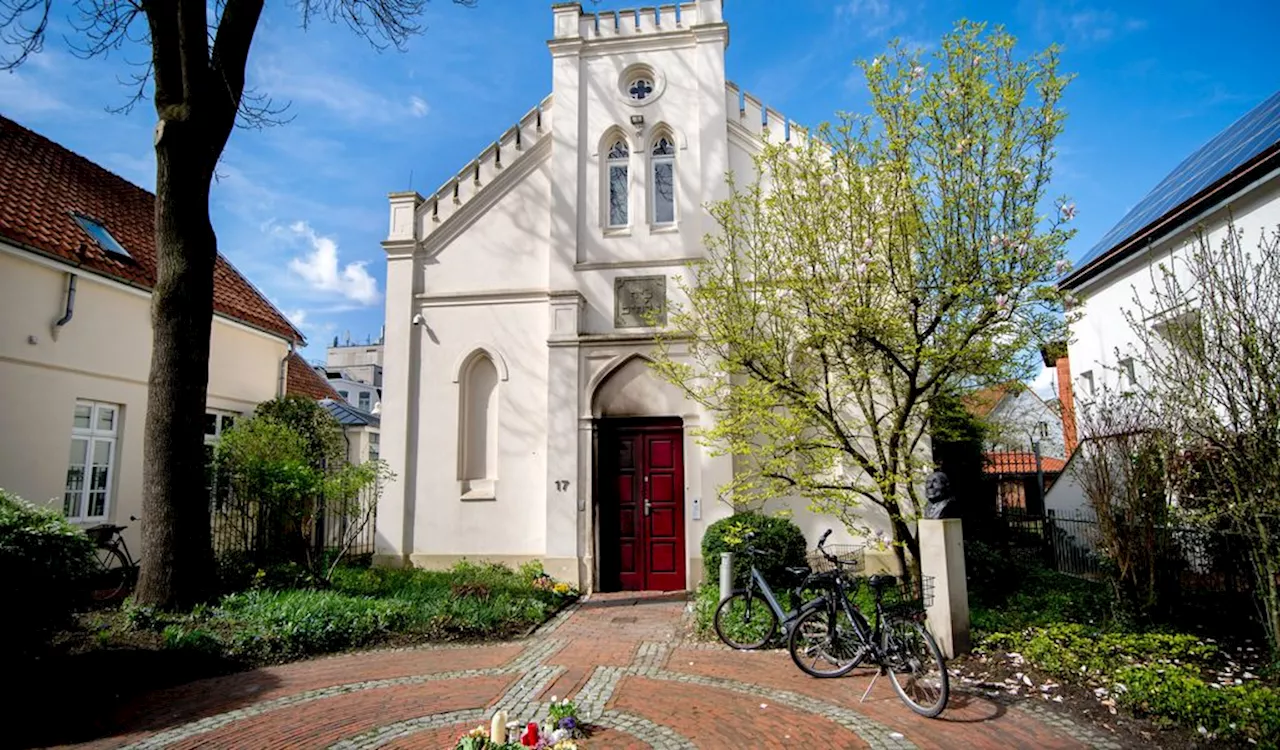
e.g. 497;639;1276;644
919;518;970;658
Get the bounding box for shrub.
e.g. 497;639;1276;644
0;489;95;654
970;568;1111;633
702;511;807;589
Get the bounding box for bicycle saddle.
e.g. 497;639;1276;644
868;574;897;589
785;566;811;577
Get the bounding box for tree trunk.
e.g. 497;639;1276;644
133;118;218;609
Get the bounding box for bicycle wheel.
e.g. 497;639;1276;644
881;617;949;717
91;545;133;602
788;605;865;678
713;590;778;650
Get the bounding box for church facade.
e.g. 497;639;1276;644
376;1;891;591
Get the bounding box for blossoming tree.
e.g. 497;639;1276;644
652;21;1074;572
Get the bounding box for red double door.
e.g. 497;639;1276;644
599;419;686;592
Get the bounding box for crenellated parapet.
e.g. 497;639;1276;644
411;94;554;242
724;81;809;147
553;1;723;40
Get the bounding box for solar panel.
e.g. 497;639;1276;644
1075;89;1280;273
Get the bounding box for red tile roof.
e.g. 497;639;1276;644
984;451;1066;475
285;352;342;400
0;115;302;343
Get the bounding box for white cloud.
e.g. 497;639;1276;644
285;221;380;305
0;69;71;118
252;54;432;126
838;0;910;39
1030;3;1148;45
1028;365;1059;401
284;308;309;327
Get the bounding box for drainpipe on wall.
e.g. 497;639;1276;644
51;272;78;342
278;341;296;398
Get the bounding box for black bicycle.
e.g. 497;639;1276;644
788;537;950;717
712;530;861;652
85;519;139;602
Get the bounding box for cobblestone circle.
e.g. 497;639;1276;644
62;592;1125;749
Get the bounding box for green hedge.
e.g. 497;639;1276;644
701;511;807;589
1;489;95;654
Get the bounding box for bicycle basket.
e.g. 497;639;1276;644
887;575;935;612
806;545;864;575
84;524;121;547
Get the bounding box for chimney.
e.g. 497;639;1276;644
1041;342;1078;456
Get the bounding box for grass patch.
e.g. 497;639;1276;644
130;560;576;664
973;566;1279;746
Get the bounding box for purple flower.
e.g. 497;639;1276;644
1055;259;1071;275
1061;203;1077;221
912;65;925;78
995;294;1009;310
558;717;577;730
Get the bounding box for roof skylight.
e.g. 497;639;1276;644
73;213;132;259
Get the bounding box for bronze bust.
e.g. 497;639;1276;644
923;470;959;520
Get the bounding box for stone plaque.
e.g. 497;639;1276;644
614;275;667;328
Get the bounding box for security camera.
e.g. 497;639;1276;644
411;313;425;326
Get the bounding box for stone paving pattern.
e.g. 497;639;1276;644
54;592;1125;749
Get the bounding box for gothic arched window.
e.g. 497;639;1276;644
651;136;675;225
607;138;630;227
459;352;499;485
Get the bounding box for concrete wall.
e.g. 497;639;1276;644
0;244;290;555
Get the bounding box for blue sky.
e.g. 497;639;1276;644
3;0;1278;371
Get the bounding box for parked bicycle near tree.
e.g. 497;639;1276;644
86;518;139;602
789;534;949;717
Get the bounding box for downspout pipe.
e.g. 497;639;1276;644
278;340;296;398
52;272;77;340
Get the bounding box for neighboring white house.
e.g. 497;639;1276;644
321;399;382;466
323;335;383;413
1046;88;1280;517
968;380;1070;515
376;1;894;591
0;114;311;557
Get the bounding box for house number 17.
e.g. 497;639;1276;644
555;480;571;492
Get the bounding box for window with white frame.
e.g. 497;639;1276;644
204;409;239;507
64;401;119;521
651;136;676;225
1079;370;1095;398
358;391;372;411
1118;357;1137;388
369;432;380;462
607;139;630;227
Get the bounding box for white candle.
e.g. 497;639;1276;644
490;710;507;742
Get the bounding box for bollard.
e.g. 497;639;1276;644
719;551;735;602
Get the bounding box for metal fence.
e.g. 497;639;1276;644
995;509;1256;602
211;482;378;566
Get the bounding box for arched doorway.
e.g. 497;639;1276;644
590;355;688;592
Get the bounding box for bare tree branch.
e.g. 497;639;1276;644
0;0;50;69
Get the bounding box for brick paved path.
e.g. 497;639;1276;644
58;592;1125;749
